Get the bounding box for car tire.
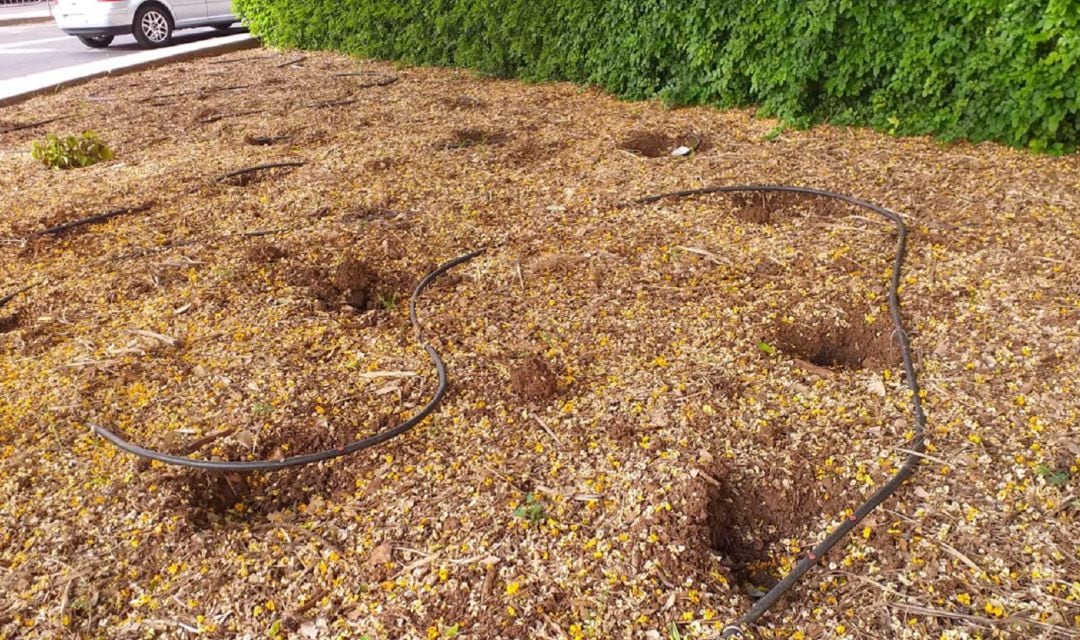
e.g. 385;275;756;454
133;3;174;48
77;35;114;48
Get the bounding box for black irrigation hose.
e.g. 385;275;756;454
0;283;37;309
216;161;306;185
65;180;921;634
37;203;153;237
90;249;485;471
633;185;927;638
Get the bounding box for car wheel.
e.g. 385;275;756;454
77;35;114;48
133;3;174;48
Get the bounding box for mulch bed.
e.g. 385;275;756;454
0;48;1078;639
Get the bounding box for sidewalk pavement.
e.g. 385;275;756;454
0;3;52;27
0;32;258;107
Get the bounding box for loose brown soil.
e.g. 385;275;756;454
437;96;487;111
0;314;18;334
332;258;378;309
730;191;845;225
771;303;901;370
705;464;840;580
617;130;704;157
439;127;510;149
510;354;558;402
245;241;287;263
291;257;400;311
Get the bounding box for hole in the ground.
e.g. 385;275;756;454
730;192;845;225
617;130;704;158
440;128;510;150
437;95;487;111
175;470;251;516
290;258;405;312
332;259;379;310
160;461;342;528
770;305;900;370
0;313;20;334
245;241;287;264
705;464;837;590
508;139;559;166
365;156;403;172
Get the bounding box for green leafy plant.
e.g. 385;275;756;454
763;123;787;142
235;0;1079;153
1036;464;1072;488
32;131;114;169
513;493;548;525
378;292;399;311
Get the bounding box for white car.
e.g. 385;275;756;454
49;0;237;49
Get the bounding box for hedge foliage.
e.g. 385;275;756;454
235;0;1079;153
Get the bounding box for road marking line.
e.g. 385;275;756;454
0;35;70;49
0;48;60;54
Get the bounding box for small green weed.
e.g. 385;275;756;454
32;131;114;169
763;123;787;141
378;292;399;311
1035;464;1071;488
513;493;548;525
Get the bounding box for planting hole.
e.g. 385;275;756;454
0;313;20;334
730;191;844;225
245;241;287;264
438;96;487;111
440;128;510;150
770;305;900;370
705;464;837;588
292;258;405;312
618;130;703;158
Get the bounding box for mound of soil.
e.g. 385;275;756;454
510;355;558;402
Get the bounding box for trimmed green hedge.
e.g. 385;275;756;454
235;0;1079;153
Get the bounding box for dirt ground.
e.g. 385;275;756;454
0;48;1078;640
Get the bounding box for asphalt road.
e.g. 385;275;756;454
0;19;246;82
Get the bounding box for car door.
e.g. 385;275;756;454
204;0;234;22
165;0;207;26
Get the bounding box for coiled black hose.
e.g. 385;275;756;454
90;249;486;471
632;185;926;638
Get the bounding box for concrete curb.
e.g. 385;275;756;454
0;15;53;27
0;33;258;108
0;7;53;27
